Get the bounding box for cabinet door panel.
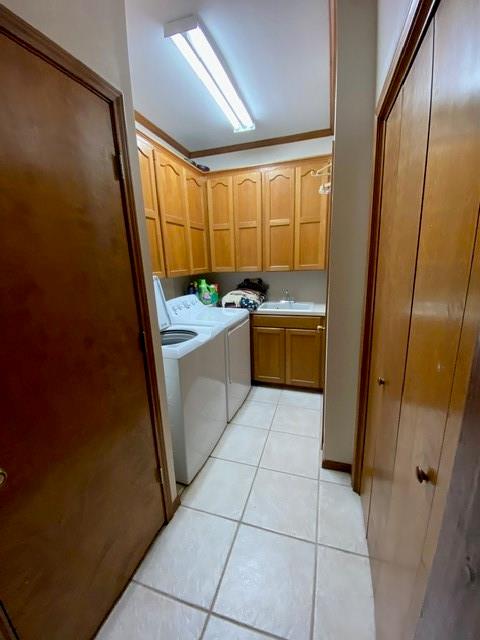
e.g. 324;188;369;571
137;137;165;276
294;161;330;270
234;171;262;271
154;151;191;277
185;172;209;273
253;327;285;383
285;329;322;389
207;176;235;271
263;168;295;271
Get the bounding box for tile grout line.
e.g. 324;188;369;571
131;580;287;640
198;401;277;640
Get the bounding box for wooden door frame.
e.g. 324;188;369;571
352;0;440;492
0;5;176;520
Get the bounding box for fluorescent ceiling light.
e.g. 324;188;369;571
165;17;255;133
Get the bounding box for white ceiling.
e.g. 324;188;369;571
125;0;331;152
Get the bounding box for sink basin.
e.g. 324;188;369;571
258;301;314;312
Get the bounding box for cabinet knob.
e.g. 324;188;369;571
377;376;386;386
415;466;430;484
0;468;7;488
316;325;325;332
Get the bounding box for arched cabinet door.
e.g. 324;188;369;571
207;176;235;272
262;167;295;271
185;171;209;274
233;171;262;271
294;159;330;270
154;151;191;277
136;136;166;276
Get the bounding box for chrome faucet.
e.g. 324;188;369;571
282;288;295;306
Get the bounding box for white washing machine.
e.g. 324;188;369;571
153;278;227;484
166;295;251;421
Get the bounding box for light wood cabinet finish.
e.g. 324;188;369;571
252;327;285;383
136;137;166;276
154;151;191;277
286;328;323;388
207;175;235;272
185;170;209;273
263;167;295;271
252;314;325;389
135;128;331;278
233;171;262;271
294;161;330;270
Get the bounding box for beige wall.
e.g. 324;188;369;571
3;0;178;502
323;0;377;465
377;0;414;97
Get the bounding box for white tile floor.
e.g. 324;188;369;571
97;388;375;640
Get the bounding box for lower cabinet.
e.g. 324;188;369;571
252;314;325;389
252;327;285;384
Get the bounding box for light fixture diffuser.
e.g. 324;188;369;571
165;16;255;133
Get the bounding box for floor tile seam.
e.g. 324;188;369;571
269;426;321;440
316;540;370;559
180;503;317;547
200;422;271;639
259;460;318;481
228;421;272;432
310;453;322;640
130;581;287;640
211;611;289;640
208;454;322;483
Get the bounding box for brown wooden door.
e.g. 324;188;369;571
263;167;295;271
375;0;480;635
154;151;191;276
207;176;235;271
0;25;165;640
294;160;330;270
233;171;262;271
362;24;433;581
252;327;285;384
285;328;323;389
185;170;209;274
136;136;166;276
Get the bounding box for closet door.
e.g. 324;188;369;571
375;0;480;636
207;176;235;271
362;25;434;593
154;151;191;277
136;137;166;276
233;171;262;271
185;171;209;274
294;159;330;270
263;167;295;271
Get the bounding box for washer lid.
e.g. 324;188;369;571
153;276;171;331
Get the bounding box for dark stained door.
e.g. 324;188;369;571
0;21;165;640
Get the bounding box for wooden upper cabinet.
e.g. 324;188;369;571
185;171;209;274
154;150;191;277
294;160;330;270
207;176;235;272
136;137;166;276
263;167;295;271
233;171;262;271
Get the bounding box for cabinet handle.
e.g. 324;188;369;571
316;325;325;332
0;468;7;488
415;466;430;484
377;376;386;386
